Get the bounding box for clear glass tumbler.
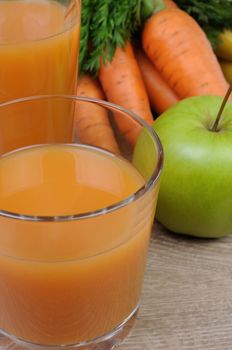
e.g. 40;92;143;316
0;0;80;102
0;95;163;350
0;0;81;154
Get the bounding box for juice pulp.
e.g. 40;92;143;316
0;145;157;345
0;0;80;152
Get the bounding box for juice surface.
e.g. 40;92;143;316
0;144;144;216
0;0;80;152
0;145;157;345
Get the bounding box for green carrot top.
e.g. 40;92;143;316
79;0;165;75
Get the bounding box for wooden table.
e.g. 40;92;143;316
120;222;232;350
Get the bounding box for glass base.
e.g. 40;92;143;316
0;306;138;350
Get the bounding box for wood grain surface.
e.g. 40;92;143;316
119;222;232;350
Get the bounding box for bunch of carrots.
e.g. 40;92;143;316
75;0;229;153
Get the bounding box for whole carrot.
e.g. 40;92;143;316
75;74;120;154
136;48;179;114
142;8;229;99
99;41;153;144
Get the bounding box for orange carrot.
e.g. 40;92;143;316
164;0;178;9
99;41;153;144
142;8;229;99
75;74;120;154
136;47;179;114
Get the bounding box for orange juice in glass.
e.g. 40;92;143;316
0;0;80;150
0;96;163;350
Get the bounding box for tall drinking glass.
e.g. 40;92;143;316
0;0;80;150
0;96;163;350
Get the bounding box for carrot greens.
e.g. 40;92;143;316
79;0;164;75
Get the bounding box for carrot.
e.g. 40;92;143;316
75;74;120;154
142;8;229;99
135;47;179;114
99;41;153;144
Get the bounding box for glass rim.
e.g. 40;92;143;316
0;0;80;47
0;94;164;222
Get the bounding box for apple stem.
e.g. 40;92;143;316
211;85;232;132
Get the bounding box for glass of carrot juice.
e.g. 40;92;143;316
0;95;163;350
0;0;80;150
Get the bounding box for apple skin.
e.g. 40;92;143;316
153;95;232;238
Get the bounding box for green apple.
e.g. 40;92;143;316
153;95;232;238
133;127;160;181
